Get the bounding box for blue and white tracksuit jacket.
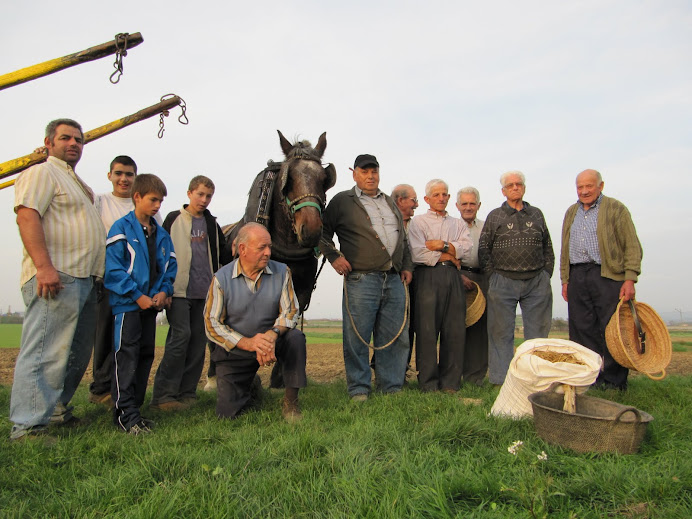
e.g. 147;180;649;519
105;211;177;314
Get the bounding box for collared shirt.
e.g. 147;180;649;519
569;193;602;265
408;209;473;266
14;156;106;284
204;261;299;349
355;186;399;257
461;218;484;268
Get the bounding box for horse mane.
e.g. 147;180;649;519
285;139;321;162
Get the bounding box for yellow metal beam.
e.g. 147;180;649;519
0;32;144;91
0;95;185;188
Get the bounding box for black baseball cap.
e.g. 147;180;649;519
353;154;379;169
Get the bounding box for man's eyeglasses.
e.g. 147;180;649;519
503;182;524;189
403;197;418;203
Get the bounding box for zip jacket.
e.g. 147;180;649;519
105;211;177;314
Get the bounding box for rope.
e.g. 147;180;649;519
343;274;410;351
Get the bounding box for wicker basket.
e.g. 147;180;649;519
465;281;486;327
605;299;672;380
528;390;653;454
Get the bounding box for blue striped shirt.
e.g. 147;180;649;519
569;193;602;264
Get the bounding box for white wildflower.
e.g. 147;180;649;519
537;451;548;461
507;440;524;455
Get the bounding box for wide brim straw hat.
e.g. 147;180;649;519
466;280;486;327
605;299;672;380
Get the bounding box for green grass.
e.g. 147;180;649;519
1;376;691;517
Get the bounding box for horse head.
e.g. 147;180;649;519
276;130;336;248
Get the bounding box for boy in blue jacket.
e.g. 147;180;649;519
105;174;177;434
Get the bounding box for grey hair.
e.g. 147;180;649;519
237;222;269;247
45;118;83;143
391;184;415;201
456;186;480;205
500;170;525;187
425;179;448;197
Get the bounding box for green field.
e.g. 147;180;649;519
0;322;346;349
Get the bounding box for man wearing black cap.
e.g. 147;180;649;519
319;154;413;401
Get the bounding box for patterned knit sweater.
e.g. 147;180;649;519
479;201;554;280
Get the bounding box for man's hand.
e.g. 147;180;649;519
562;283;569;302
400;270;412;285
237;332;277;366
619;280;636;301
332;256;352;277
439;252;460;268
461;274;474;291
36;265;64;299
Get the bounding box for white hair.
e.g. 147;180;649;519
500;170;526;187
424;179;448;197
456;186;480;205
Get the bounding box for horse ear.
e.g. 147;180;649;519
277;130;293;157
323;163;337;191
314;132;327;158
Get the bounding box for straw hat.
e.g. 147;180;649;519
605;299;672;380
466;280;486;327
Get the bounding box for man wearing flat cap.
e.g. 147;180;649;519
320;154;413;401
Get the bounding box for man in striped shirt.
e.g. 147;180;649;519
10;119;106;440
204;223;306;422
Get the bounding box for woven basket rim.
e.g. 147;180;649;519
466;280;485;327
605;298;672;379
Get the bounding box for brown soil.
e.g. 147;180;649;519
1;345;691;388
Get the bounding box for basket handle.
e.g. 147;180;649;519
614;407;642;424
645;368;666;381
627;299;646;354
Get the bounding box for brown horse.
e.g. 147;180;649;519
223;130;336;313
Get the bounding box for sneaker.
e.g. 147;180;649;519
127;419;153;435
351;393;368;403
149;400;190;412
88;392;113;407
203;376;217;392
140;417;156;429
282;397;302;424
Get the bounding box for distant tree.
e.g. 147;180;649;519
552;318;568;331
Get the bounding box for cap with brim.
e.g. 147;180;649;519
353;154;379;169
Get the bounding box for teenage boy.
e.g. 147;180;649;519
105;174;177;434
151;176;230;411
90;156;138;405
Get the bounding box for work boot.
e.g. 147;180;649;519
282;396;302;424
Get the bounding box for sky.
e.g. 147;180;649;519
1;0;691;321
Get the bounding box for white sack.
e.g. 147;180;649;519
490;338;602;419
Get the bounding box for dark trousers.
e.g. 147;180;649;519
461;270;488;385
90;286;114;396
152;298;206;404
212;328;307;419
112;309;157;429
414;264;466;391
567;263;629;388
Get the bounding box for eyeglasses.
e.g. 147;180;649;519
503;182;525;189
404;197;418;204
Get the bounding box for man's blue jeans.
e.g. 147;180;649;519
10;274;96;439
342;271;409;396
487;271;552;384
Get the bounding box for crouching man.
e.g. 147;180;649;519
203;223;306;422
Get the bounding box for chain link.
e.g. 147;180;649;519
110;33;130;84
158;94;190;139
